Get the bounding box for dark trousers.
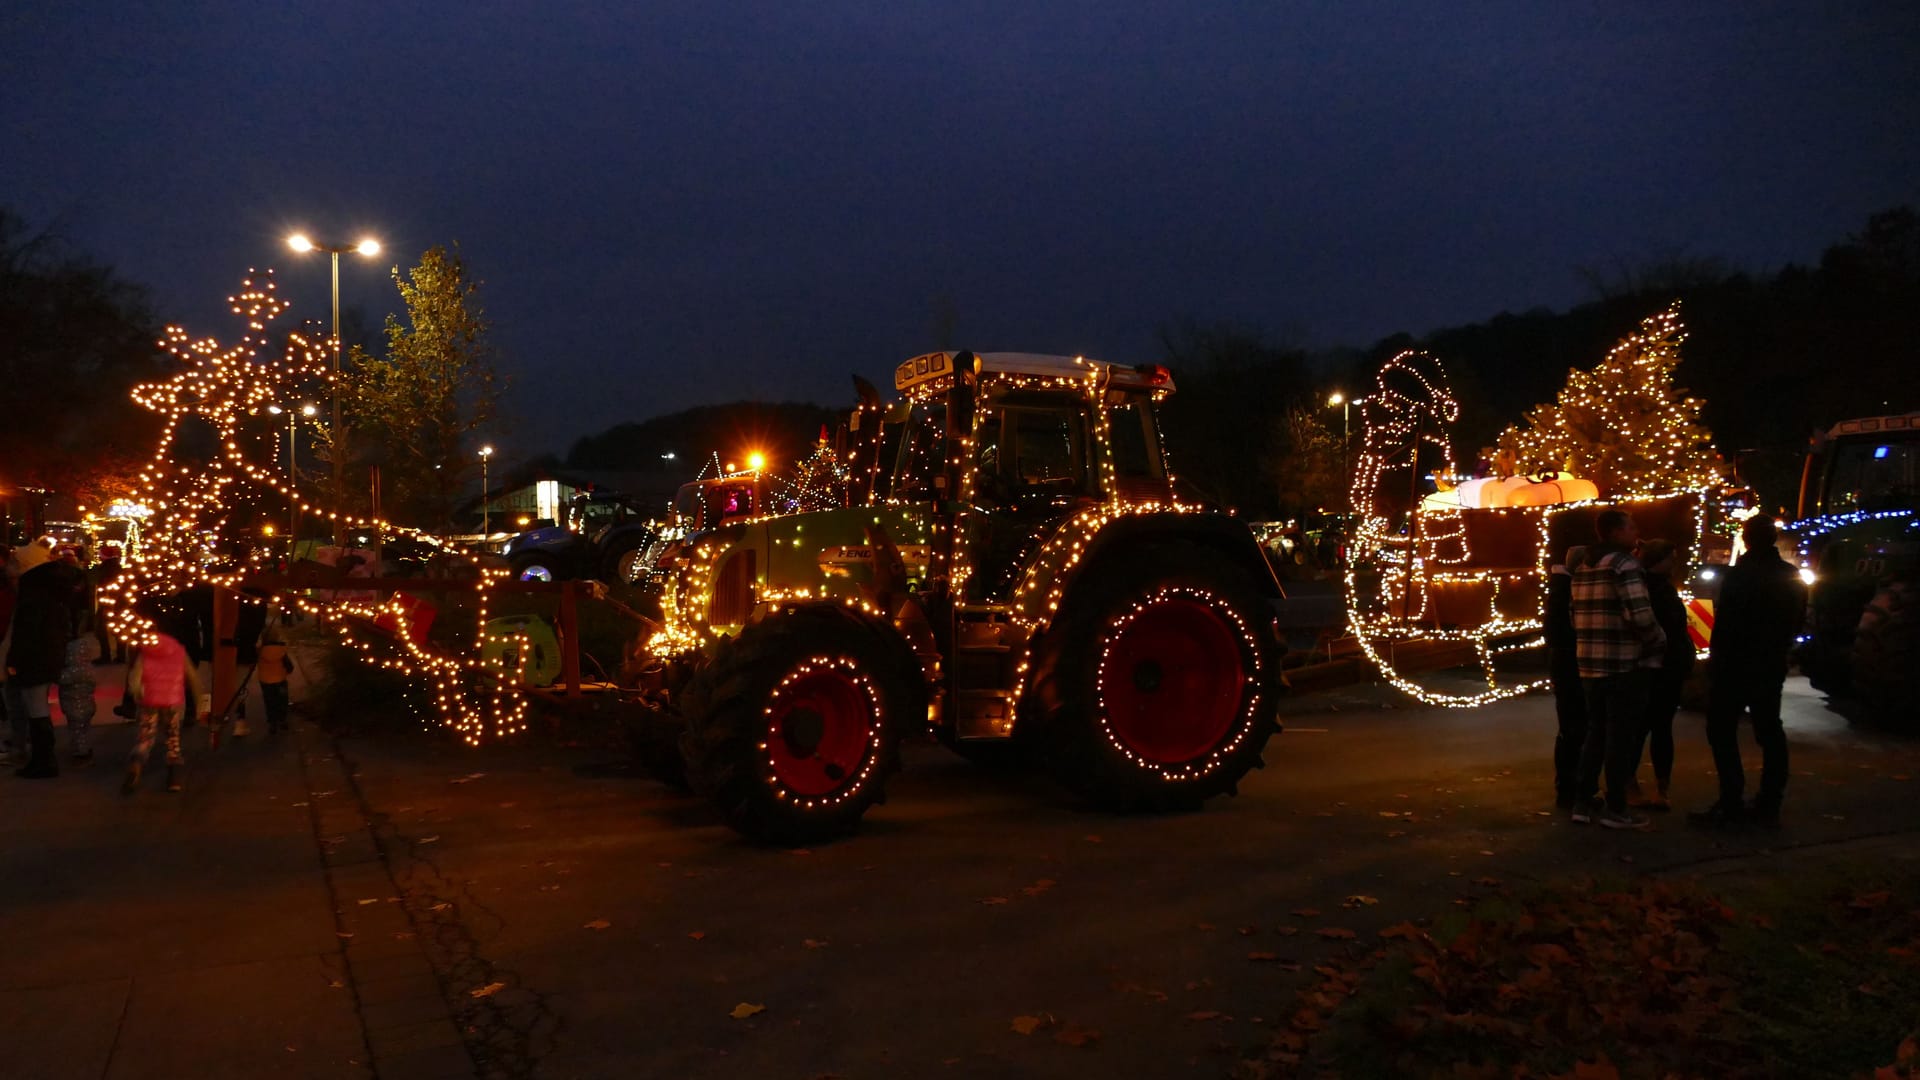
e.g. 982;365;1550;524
1706;670;1788;810
1578;670;1651;812
262;681;290;730
1638;671;1684;788
1550;657;1588;803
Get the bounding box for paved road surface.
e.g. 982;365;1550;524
4;670;1916;1079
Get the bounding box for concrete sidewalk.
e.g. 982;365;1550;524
0;680;368;1079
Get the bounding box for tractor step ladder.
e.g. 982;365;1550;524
950;604;1019;739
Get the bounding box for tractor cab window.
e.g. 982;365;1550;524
972;393;1092;508
883;402;947;502
1105;397;1170;502
1823;434;1918;514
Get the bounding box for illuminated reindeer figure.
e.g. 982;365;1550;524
102;272;532;745
103;271;331;643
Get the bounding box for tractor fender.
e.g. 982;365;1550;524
1063;510;1285;605
750;599;932;735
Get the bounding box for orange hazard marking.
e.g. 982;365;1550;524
1685;597;1714;649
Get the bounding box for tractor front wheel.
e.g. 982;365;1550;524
678;610;910;843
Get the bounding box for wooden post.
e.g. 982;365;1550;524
212;584;239;717
558;580;582;698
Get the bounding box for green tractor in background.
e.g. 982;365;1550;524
628;351;1286;842
1790;411;1920;728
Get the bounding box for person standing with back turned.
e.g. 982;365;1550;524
1571;510;1667;830
1690;516;1806;828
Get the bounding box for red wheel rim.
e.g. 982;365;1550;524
1098;596;1248;764
765;666;877;797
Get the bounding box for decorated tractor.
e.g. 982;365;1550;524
626;351;1285;842
1789;411;1920;727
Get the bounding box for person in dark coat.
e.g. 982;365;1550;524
1545;545;1590;808
1630;539;1695;811
1690;517;1807;828
3;541;88;777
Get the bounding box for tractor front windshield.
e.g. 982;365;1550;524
1821;433;1919;515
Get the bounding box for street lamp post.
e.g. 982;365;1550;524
479;445;494;535
1328;392;1351;514
287;233;380;546
266;403;318;553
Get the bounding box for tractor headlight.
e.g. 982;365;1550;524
1698;568;1717;581
1798;567;1816;586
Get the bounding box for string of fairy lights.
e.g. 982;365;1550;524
1344;311;1720;708
99;271;533;744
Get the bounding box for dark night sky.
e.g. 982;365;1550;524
7;2;1917;459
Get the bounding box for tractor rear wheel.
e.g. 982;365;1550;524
1033;542;1280;810
679;610;911;843
1851;581;1920;731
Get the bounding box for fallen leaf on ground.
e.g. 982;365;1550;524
1275;925;1300;936
584;919;610;930
1342;895;1378;908
803;938;826;949
1572;1054;1621;1079
357;898;379;906
1475;877;1501;887
1238;925;1259;936
1379;922;1423;940
1316;927;1357;940
1195;921;1217;931
1021;878;1057;897
687;930;705;940
1054;1023;1100;1047
730;1002;766;1019
470;982;506;999
979;896;1009;905
1290;909;1320;918
417;836;440;844
1478;850;1496;856
1084;835;1102;843
1010;1014;1051;1035
1186;1010;1225;1022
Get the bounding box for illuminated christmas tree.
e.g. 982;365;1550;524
775;428;848;513
1495;302;1722;495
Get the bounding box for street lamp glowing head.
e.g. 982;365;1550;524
287;234;315;253
301;403;318;417
1327;392;1345;407
479;445;494;459
747;451;767;472
355;238;381;257
267;405;284;415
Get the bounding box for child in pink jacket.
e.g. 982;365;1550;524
125;599;205;793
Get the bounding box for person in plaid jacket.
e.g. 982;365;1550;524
1570;509;1667;829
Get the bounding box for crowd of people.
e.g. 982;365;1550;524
1;538;296;794
1546;510;1807;830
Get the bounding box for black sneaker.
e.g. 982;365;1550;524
165;766;184;793
122;765;142;794
112;702;137;720
1570;799;1599;824
1598;806;1651;830
1687;802;1746;828
1746;800;1781;829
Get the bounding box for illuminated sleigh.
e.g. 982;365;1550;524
1344;352;1707;706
